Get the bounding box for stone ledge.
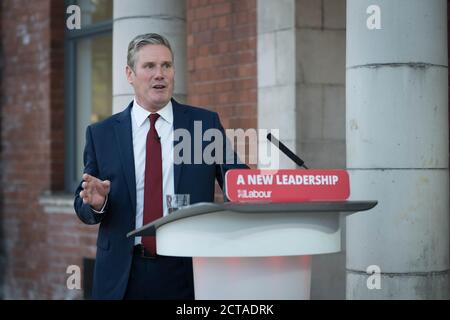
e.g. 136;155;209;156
39;192;75;215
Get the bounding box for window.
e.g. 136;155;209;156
65;0;113;192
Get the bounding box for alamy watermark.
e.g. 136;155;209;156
66;265;81;290
366;265;381;290
366;4;381;30
171;125;281;168
67;263;383;291
66;5;81;30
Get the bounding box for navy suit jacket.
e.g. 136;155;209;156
74;99;247;299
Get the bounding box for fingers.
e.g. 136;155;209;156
80;175;111;206
83;173;101;184
81;174;98;204
102;180;111;193
80;189;90;204
81;180;93;196
82;174;96;196
82;174;101;191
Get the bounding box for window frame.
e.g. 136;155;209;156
64;0;113;192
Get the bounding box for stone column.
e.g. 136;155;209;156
112;0;186;114
346;0;449;299
257;0;297;169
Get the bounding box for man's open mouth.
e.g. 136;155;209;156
152;84;166;89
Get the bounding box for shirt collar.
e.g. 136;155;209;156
132;98;173;127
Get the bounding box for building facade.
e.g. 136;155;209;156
0;0;448;299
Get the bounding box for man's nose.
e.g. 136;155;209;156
154;66;164;79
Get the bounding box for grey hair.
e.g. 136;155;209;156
127;33;174;72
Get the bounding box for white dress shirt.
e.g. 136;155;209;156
131;99;175;245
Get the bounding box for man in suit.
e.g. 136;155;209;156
74;33;247;299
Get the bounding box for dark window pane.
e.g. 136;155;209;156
75;33;112;179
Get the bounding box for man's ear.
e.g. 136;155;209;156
125;65;134;85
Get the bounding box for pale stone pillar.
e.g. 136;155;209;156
257;0;297;169
346;0;449;299
257;0;348;299
112;0;186;113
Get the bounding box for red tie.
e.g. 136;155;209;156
142;113;162;256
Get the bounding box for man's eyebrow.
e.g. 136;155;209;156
142;61;172;65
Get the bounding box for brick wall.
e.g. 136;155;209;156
186;0;257;158
0;0;448;300
186;0;258;201
0;0;257;299
0;0;97;299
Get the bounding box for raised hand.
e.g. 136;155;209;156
79;173;111;211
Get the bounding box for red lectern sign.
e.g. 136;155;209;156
225;169;350;202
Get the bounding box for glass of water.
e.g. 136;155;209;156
166;194;190;214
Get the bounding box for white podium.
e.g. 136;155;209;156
128;201;376;300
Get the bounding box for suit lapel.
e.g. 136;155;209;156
172;99;191;193
114;101;137;214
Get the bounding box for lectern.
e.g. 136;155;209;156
127;201;376;300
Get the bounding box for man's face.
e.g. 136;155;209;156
126;44;175;112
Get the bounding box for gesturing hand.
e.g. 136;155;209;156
79;173;111;211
